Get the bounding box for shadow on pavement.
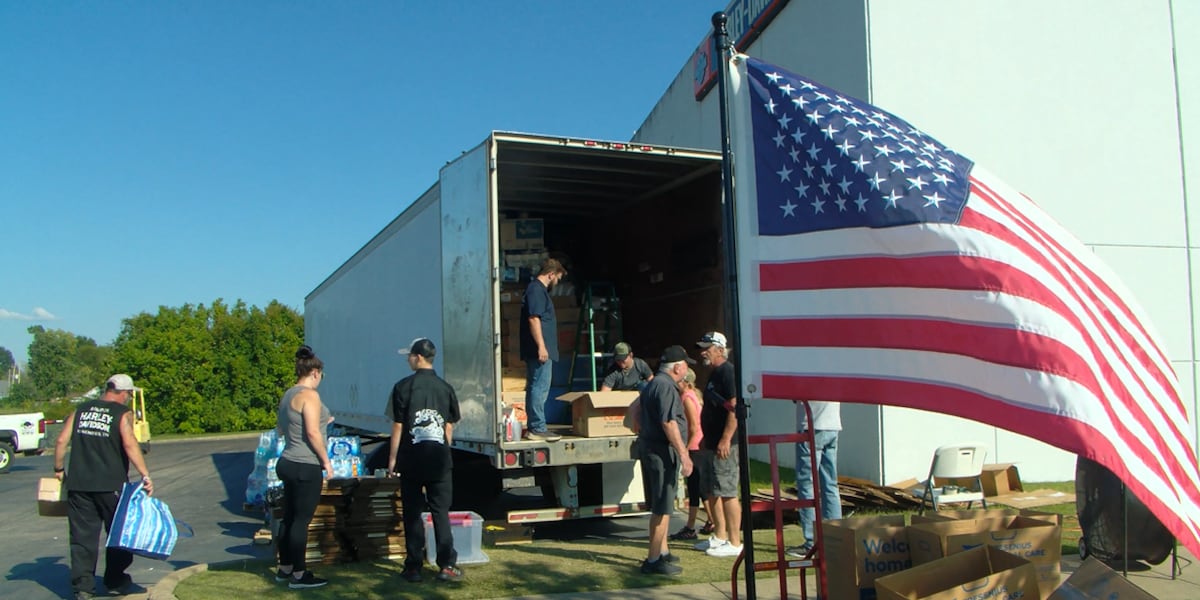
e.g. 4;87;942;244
219;520;275;559
6;555;70;598
210;450;254;514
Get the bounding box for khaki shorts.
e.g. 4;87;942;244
713;444;739;498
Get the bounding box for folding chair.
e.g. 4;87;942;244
915;443;988;514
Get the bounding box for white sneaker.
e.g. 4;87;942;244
707;543;744;557
694;536;727;551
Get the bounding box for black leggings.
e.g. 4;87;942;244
275;457;323;572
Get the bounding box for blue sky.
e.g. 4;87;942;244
1;1;726;365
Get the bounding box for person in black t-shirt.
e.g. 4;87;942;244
54;374;153;599
387;338;464;583
693;331;744;558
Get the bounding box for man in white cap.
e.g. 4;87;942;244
54;374;153;599
693;331;744;558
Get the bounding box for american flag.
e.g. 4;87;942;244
727;56;1200;555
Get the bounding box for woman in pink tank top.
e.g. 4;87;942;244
671;369;713;540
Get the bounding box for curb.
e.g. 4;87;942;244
147;563;208;600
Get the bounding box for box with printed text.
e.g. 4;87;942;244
823;515;912;599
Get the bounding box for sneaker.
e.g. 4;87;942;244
436;565;464;582
707;542;744;558
274;569;291;583
785;544;814;558
661;552;680;563
640;558;683;576
699;521;714;535
107;575;147;595
288;571;329;589
524;430;561;442
694;536;727;551
401;567;423;583
669;526;697;540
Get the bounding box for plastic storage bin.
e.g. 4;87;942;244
420;510;489;565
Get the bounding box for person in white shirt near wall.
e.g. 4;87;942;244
787;400;842;557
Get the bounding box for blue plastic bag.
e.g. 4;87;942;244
106;482;192;560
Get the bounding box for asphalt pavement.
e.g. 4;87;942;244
1;433;269;600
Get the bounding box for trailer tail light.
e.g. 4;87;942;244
503;452;519;467
582;140;598;146
639;145;653;152
612;143;626;150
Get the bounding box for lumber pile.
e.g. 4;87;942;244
339;477;407;562
838;476;922;510
270;477;407;565
751;476;923;514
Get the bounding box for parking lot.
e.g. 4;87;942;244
0;433;270;600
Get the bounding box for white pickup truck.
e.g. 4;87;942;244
0;411;47;473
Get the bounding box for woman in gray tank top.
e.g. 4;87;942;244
273;345;334;590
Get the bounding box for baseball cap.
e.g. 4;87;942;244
613;342;631;361
107;374;140;392
660;345;696;365
696;331;727;349
402;337;437;359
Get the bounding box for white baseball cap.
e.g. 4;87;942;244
107;374;140;391
696;331;727;349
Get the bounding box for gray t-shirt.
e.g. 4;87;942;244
637;369;686;446
277;384;330;465
602;357;653;391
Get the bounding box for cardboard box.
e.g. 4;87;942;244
501;392;527;425
483;519;534;546
1047;557;1156;600
556;307;581;327
912;508;1061;526
875;545;1040;600
556;391;639;437
937;463;1023;497
37;477;67;517
500;303;522;322
551;294;577;308
503;249;548;270
822;515;912;600
501;375;526;392
908;515;1061;597
500;218;544;251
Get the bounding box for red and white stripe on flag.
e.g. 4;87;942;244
727;54;1200;556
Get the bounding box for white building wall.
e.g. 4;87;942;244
633;0;1197;485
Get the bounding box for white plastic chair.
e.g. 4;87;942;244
915;443;989;514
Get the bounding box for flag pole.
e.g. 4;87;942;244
711;11;757;598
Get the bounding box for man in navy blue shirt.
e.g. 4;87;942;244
520;257;567;441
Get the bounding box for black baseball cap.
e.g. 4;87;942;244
660;345;696;365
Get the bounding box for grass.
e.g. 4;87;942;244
174;460;1081;599
176;530;810;600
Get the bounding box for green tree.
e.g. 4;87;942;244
25;326;105;400
110;299;304;434
0;346;14;375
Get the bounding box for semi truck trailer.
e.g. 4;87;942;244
305;131;725;522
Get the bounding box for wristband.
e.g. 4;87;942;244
54;467;65;473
